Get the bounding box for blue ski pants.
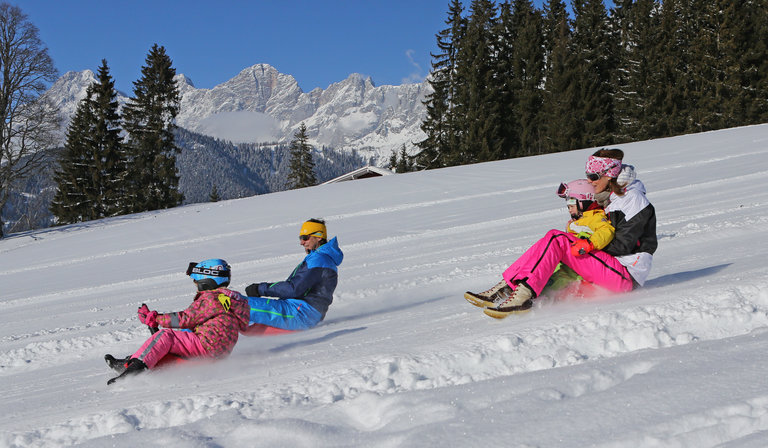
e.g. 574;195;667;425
246;297;322;331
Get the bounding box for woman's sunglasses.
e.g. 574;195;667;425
586;171;605;181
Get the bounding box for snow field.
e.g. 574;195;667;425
1;124;768;446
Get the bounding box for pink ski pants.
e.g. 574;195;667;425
503;229;634;297
131;329;207;369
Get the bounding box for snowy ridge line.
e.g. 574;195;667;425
5;281;768;447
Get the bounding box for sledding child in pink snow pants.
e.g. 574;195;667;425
503;229;634;296
131;328;207;368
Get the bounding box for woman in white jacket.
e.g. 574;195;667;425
587;148;657;288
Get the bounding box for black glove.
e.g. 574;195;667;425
245;283;259;297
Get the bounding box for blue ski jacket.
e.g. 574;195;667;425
250;237;343;319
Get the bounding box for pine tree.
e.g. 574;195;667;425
611;0;662;142
396;144;413;173
51;60;125;224
90;60;126;217
744;1;768;123
570;0;617;148
388;148;399;171
686;0;723;132
494;3;521;158
650;0;691;137
51;89;99;224
717;0;768;127
506;0;545;156
209;185;220;202
453;0;504;164
539;0;580;153
286;123;316;189
415;0;465;169
122;44;183;213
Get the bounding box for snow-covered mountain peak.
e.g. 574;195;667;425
44;63;428;164
174;73;195;88
44;70;95;110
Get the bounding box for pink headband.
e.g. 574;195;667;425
585;156;622;178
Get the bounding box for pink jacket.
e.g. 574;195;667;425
155;287;250;358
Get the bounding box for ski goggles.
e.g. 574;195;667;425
186;262;230;277
585;171;606;181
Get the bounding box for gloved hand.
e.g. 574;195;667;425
138;304;159;328
617;164;636;188
570;238;594;257
245;283;260;297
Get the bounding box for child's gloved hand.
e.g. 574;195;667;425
570;238;594;256
138;304;158;327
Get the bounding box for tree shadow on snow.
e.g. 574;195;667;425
644;263;731;288
269;327;367;353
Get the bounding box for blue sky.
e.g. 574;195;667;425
16;1;572;94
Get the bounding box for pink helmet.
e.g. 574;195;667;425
556;179;595;201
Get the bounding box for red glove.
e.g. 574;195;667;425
570;238;594;257
138;304;159;328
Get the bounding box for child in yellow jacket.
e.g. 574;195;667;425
465;179;618;312
561;178;615;253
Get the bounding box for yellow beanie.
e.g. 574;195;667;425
299;220;327;239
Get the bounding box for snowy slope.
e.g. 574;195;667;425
1;124;768;447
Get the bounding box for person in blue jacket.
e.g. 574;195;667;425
243;218;343;332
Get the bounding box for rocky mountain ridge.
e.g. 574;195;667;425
44;63;429;164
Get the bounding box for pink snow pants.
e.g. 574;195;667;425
503;229;634;297
131;329;207;369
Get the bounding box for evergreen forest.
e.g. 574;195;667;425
414;0;768;169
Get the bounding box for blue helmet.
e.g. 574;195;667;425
186;259;231;291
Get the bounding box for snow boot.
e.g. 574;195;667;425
464;280;511;307
104;354;132;373
107;358;148;385
484;283;534;319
